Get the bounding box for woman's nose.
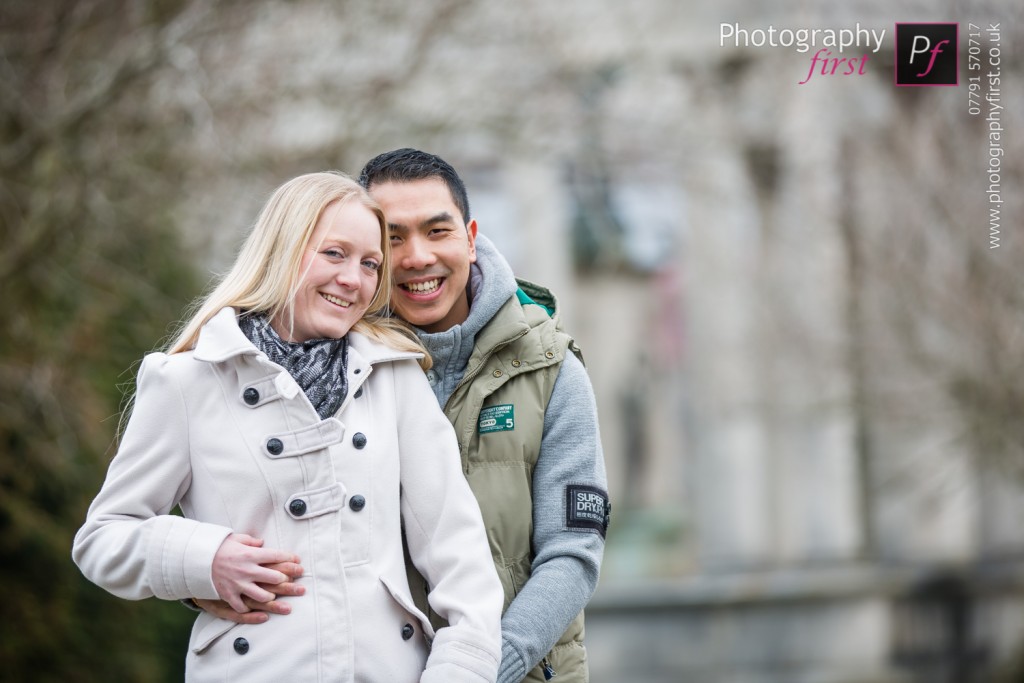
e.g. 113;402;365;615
335;261;361;288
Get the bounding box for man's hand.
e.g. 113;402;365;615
210;534;304;614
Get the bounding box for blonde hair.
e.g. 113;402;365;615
166;171;429;368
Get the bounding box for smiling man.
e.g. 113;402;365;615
359;148;610;683
369;176;475;333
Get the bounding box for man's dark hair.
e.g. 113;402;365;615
359;148;471;223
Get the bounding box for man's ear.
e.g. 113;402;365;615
467;219;478;263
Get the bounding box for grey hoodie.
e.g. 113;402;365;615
416;234;607;683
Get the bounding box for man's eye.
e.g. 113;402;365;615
388;235;402;244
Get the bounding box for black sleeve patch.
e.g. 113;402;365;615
565;484;610;539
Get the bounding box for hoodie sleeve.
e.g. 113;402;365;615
394;360;503;683
496;352;608;683
72;353;233;602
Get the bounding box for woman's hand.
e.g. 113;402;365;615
210;533;303;613
194;558;305;624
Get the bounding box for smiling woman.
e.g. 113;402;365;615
164;173;403;357
72;171;504;683
279;198;384;343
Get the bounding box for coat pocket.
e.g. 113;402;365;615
379;574;436;641
190;612;238;654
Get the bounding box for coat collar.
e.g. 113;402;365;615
193;307;423;367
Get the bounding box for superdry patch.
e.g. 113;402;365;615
565;484;610;538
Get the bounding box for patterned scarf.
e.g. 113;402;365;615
237;313;348;419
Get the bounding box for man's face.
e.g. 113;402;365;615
369;178;477;333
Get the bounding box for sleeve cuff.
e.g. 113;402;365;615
148;517;232;600
423;627;500;683
497;638;528;683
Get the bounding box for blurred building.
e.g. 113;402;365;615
172;2;1024;681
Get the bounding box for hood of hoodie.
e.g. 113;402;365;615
414;233;518;407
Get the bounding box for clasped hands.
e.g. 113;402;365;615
202;532;305;624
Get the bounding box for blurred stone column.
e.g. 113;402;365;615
683;124;775;568
498;157;575;317
766;77;863;564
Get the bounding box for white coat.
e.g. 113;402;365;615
73;307;502;682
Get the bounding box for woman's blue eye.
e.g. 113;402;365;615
324;248;344;258
362;260;381;272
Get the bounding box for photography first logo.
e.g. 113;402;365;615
719;23;886;85
895;23;959;86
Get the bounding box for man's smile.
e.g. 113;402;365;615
400;278;443;294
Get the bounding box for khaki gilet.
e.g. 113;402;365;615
407;280;588;683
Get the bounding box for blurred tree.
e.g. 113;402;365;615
0;1;232;680
853;81;1024;499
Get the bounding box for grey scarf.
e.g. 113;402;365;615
237;313;348;419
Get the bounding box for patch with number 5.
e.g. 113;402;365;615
478;404;515;434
